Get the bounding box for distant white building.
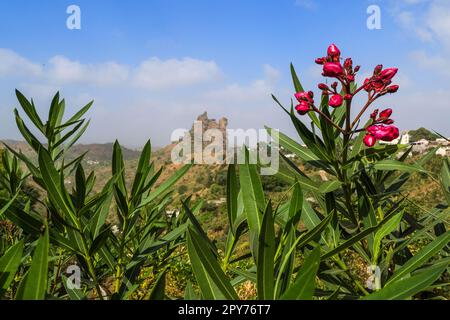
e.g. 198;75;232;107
436;147;450;157
412;139;430;154
435;138;449;146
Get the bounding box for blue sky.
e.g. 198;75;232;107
0;0;449;147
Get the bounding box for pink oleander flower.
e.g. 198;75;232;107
295;91;314;104
373;64;383;75
323;62;344;77
318;83;329;91
327;44;341;61
386;85;399;93
329;94;344;108
295;101;310;115
363;134;376;147
344;58;353;69
379;68;398;83
367;124;399;141
315;57;326;65
370;109;379;120
379;108;392;119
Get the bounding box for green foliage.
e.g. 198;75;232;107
409;127;439;142
0;91;191;300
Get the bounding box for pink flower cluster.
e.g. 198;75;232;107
363;66;399;95
295;91;314;115
293;44;401;148
363;108;399;146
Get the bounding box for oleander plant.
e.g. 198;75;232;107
0;44;449;300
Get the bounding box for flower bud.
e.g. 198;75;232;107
386;85;399;93
315;57;325;65
327;44;341;60
354;65;361;72
344;58;353;69
379;108;392;119
331;82;338;89
380;68;398;82
374;64;383;75
329;94;343;108
322;62;344;77
318;83;329;91
383;119;394;125
363;134;376;147
344;94;353;100
295;91;314;104
370;109;379;120
347;74;355;82
295;101;310;115
364;78;373;92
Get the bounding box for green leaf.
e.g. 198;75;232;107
441;158;450;204
130;140;151;197
318;180;342;194
281;247;320;300
147;268;167;300
89;227;111;256
265;127;319;162
387;231;450;285
15;89;44;133
374;160;427;173
239;148;265;240
184;281;199;300
0;240;24;297
363;260;448;300
276;211;334;294
257;203;275;300
38;148;78;227
66;100;93;124
226;164;238;229
112;140;127;195
138;163;192;208
287;182;303;226
187;226;238;300
62;275;86;300
14;109;43;152
0;192;19;219
373;211;404;264
16;227;49;300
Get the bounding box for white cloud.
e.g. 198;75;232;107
46;56;129;86
424;0;450;50
0;49;222;90
132;57;222;89
409;50;450;77
395;0;450;48
204;64;279;103
294;0;317;10
0;49;42;77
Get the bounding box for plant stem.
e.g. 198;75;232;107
312;106;345;133
335;257;369;296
